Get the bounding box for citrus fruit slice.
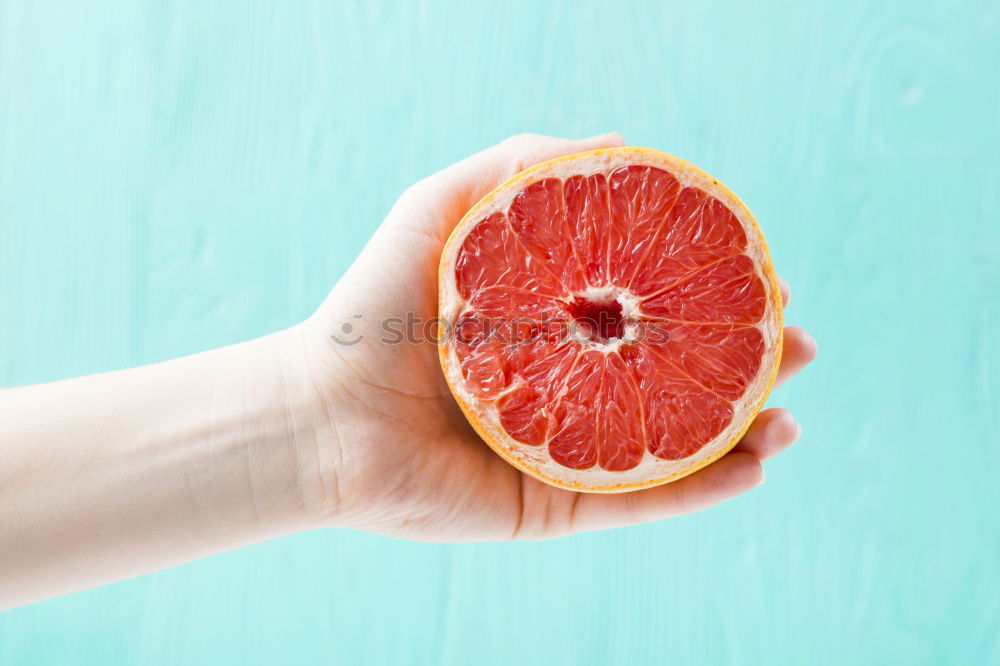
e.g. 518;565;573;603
438;147;783;492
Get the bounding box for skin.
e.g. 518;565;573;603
0;133;816;610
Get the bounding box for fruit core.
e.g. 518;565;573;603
567;295;626;344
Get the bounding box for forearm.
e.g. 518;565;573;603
0;327;331;609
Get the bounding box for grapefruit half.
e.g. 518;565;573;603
438;147;782;493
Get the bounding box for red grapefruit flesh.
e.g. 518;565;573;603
439;147;783;492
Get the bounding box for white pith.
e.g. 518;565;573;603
439;148;782;492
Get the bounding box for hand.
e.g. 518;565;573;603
296;133;817;541
0;133;816;608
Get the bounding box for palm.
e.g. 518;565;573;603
308;133;815;541
316;221;529;540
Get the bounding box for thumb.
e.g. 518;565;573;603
389;132;626;240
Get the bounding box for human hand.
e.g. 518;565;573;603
0;133;816;609
294;133;817;541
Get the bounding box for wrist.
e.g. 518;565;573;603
264;322;351;529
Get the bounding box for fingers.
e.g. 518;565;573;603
569;451;763;533
566;407;800;534
774;275;815;388
775;326;817;388
397;132;626;237
562;407;800;534
445;132;626;204
564;405;804;534
733;408;800;460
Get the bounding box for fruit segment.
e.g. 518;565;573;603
547;351;604;469
620;344;734;460
563;174;611;285
508;179;588;293
495;340;579;445
455;212;562;300
607;166;681;286
640;255;765;324
599;354;648;470
642;322;764;401
630;189;747;296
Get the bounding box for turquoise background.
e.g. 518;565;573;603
1;1;998;664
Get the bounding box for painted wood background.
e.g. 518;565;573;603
1;1;997;664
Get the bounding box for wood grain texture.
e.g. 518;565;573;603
1;1;997;664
